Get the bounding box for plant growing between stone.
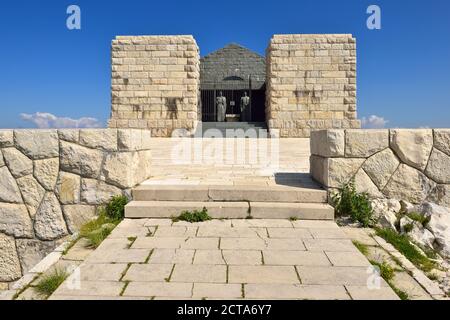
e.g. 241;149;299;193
34;268;69;298
173;207;211;223
105;195;129;220
332;179;375;227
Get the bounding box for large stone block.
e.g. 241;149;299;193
0;233;22;282
0;166;23;203
345;129;389;158
79;129;118;152
33;158;59;191
433;129;450;156
14;130;59;159
310;130;345;157
383;164;436;204
102;152;135;189
2;147;33;178
15;239;56;274
118;129;143;151
63;205;97;233
34;192;68;240
16;175;45;218
390;129;433;171
0;203;33;238
362;149;400;190
427;184;450;208
80;179;123;205
60;141;104;178
55;171;81;204
354;169;384;199
57;129;79;143
425;148;450;184
0;130;14;147
311;156;364;188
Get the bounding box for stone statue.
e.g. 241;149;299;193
240;92;250;122
216;91;226;122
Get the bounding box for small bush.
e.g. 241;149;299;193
406;212;431;227
332;179;375;227
34;268;69;297
105;195;129;220
403;223;414;233
173;207;211;223
79;213;119;248
371;261;395;281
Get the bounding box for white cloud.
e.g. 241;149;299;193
361;115;389;129
20;112;104;129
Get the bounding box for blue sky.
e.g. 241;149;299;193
0;0;449;128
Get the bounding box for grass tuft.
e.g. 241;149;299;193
352;240;369;256
172;207;211;223
105;195;129;220
34;269;69;298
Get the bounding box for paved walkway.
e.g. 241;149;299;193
50;219;399;300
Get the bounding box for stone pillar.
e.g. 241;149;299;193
266;34;361;138
109;35;200;137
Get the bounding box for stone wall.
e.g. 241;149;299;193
109;35;200;137
310;129;450;207
0;129;152;283
266;34;361;138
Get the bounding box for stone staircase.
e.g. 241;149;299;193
199;122;269;137
125;184;334;220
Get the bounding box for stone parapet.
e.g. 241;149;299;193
0;129;152;283
109;35;201;137
266;34;361;138
310;129;450;206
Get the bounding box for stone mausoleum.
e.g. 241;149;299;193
108;34;361;137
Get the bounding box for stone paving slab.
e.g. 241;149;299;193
48;218;400;300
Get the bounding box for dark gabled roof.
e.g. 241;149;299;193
200;43;266;90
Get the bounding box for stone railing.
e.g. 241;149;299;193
310;129;450;207
0;129;152;283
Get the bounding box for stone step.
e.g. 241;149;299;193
125;201;334;220
133;185;327;203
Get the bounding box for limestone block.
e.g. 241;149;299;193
55;171;81;204
434;129;450;156
134;150;152;184
0;233;22;282
117;129;142;151
2;147;33;178
63;205;97;233
34;192;68;240
354;169;384;199
425;148;450;184
79;129;118;152
312;157;364;188
103;152;135;188
390;129;433;171
14;130;59;159
16;175;45;218
310;130;345;157
0;203;33;238
383;164;436;204
60;141;104;178
0;130;14;147
427;184;450;208
345;129;389;158
0;149;4;167
57;129;79;143
80;179;123;205
15;239;56;274
33;157;59;190
362;149;400;189
0;166;23;203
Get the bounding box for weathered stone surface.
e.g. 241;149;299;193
0;130;14;147
16;175;45;218
57;129;79;143
15;239;56;273
420;203;450;258
79;129;118;152
0;149;4;167
434;129;450;156
118;129;144;151
0;203;33;238
0;233;22;281
2;148;33;178
371;199;401;231
60;141;103;178
310;130;345;157
34;193;68;240
345;129;389;158
425;148;450;184
55;172;80;204
0;166;23;203
33;158;59;190
80;179;122;205
354;169;384;199
103;152;134;188
427;184;450;208
383;164;436;204
362;149;400;189
323;158;364;188
63;205;96;233
409;224;435;250
390;129;433;171
134;150;151;184
14;130;59;159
